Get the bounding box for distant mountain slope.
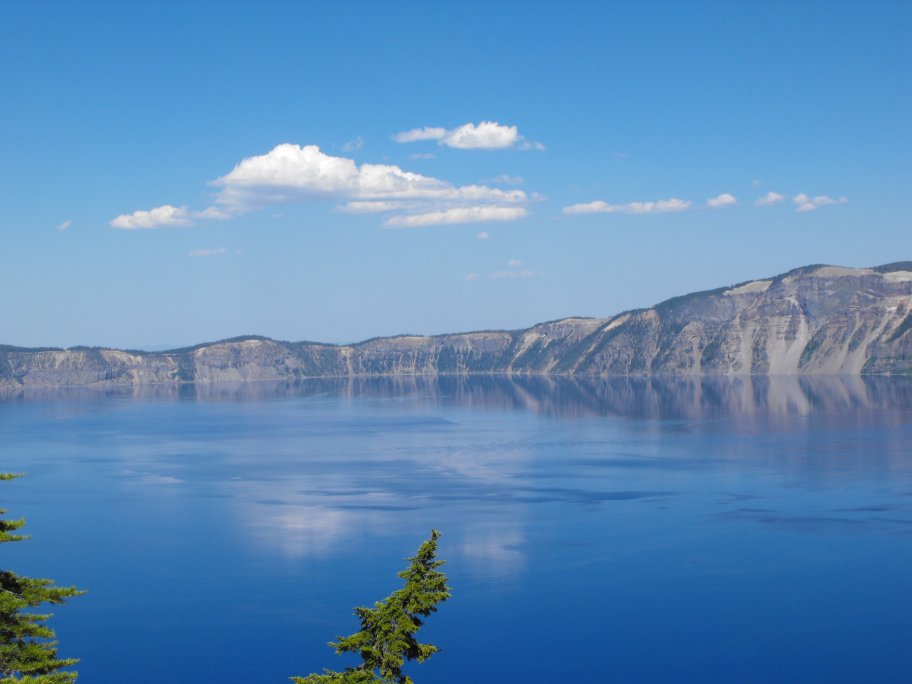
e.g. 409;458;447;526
2;262;911;389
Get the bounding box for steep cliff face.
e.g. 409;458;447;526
561;263;912;376
2;263;910;389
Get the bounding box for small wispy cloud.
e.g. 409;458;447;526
507;258;522;267
476;231;490;240
342;136;364;152
490;269;536;279
111;204;192;229
189;247;228;257
56;220;72;232
706;193;737;208
384;206;527;228
464;272;479;281
110;204;227;229
340;201;407;214
563;198;692;215
485;174;523;185
392;121;543;151
409;152;436;160
754;191;785;207
393;127;447;143
793;193;848;212
196;206;230;219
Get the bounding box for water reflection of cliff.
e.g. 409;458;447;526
10;374;912;420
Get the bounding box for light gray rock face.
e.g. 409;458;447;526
565;263;912;376
2;263;910;389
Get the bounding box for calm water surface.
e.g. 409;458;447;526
1;376;911;683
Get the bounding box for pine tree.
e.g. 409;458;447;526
1;474;84;683
293;530;450;684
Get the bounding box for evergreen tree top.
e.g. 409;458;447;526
292;530;451;684
1;474;84;683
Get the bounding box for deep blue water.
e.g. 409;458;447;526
2;376;912;683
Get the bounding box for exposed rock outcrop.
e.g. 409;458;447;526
2;263;910;390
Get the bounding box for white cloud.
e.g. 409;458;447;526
393;121;543;151
196;206;230;219
384;206;527;228
793;193;848;212
189;247;228;257
754;191;785;207
112;143;532;230
507;258;522;267
464;273;479;281
563;198;692;215
340;200;408;214
444;122;519;149
110;204;228;229
486;174;523;185
476;231;490;240
56;220;72;232
342;136;364;152
392;127;447;143
213;145;362;204
213;144;528;211
409;152;436;160
110;204;192;229
490;269;536;279
706;193;737;208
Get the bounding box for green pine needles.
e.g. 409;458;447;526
1;474;84;684
293;529;451;684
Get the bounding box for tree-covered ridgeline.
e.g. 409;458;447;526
1;474;84;684
292;530;451;684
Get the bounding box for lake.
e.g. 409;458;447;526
2;375;911;683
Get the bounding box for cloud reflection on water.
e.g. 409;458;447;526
17;375;912;572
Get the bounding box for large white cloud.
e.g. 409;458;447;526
563;198;692;215
212;144;527;209
793;193;848;212
112;143;531;229
392;121;543;150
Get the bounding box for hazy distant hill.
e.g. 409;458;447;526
3;262;911;390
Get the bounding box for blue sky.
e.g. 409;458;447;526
1;1;909;349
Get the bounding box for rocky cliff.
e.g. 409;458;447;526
2;262;910;389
